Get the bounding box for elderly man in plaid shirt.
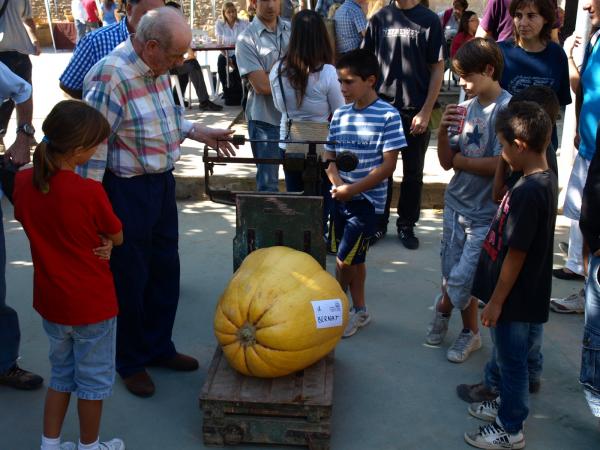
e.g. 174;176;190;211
333;0;368;58
81;6;236;398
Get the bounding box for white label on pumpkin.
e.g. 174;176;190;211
311;299;344;329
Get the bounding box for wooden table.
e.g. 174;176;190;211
191;42;235;88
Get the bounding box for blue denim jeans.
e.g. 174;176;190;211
0;204;18;373
248;120;281;192
581;255;600;415
43;317;117;400
484;324;543;392
491;321;542;433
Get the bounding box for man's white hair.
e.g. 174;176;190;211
135;7;185;49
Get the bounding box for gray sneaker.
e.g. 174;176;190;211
98;439;126;450
550;289;585;314
464;421;525;449
343;309;371;338
447;330;482;363
469;397;500;421
425;295;449;345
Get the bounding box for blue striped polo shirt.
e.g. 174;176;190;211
325;98;406;213
59;18;130;91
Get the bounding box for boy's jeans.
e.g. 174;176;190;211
491;321;543;433
581;255;600;416
484;325;543;392
248;120;281;192
0;204;19;373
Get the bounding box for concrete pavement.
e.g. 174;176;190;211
0;198;596;449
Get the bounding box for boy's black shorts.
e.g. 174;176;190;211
328;198;376;265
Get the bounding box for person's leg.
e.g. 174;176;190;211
0;203;18;373
248;120;281;192
581;255;600;417
77;400;103;444
217;53;227;92
321;169;332;237
186;60;210;103
527;324;543;391
0;53;32;137
494;321;531;433
143;172;183;363
43;389;71;438
396;113;430;248
102;172;155;380
565;219;585;275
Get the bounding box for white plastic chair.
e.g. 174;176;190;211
170;74;189;108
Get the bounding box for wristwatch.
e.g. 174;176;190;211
16;123;35;137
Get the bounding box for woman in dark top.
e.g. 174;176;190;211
498;0;571;148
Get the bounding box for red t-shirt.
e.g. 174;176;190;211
13;169;122;325
83;0;100;23
451;31;474;58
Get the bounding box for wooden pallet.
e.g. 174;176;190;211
199;347;334;449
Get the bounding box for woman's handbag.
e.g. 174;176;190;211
277;61;330;157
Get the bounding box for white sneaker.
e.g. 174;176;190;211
447;330;482;363
550;289;585;314
60;443;76;450
425;294;449;345
98;439;125;450
464;421;525;449
343;308;371;338
469;397;500;421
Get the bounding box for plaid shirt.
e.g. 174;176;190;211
60;18;130;90
80;39;193;181
333;0;367;54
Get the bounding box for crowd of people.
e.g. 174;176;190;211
0;0;599;449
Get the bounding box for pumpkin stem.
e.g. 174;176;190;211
237;322;256;346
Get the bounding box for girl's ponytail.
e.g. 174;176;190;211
32;140;57;194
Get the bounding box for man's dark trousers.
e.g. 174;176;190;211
379;111;431;231
103;170;180;378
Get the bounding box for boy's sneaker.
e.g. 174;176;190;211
469;397;500;421
550;289;585;313
0;364;43;390
464;421;525;449
398;226;419;250
447;329;482;363
343;309;371;338
425;295;449;345
457;382;498;403
98;438;126;450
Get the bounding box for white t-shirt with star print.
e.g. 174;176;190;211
444;89;512;224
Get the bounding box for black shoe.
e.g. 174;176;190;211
456;382;497;403
0;364;43;390
552;267;585;281
370;229;386;246
398;226;419;250
199;100;223;111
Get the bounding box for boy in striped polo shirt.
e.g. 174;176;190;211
324;48;406;338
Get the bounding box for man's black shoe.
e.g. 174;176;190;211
370;229;386;246
398;226;419;250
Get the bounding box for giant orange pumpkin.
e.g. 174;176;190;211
214;246;349;377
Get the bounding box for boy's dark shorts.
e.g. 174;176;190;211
328;198;376;265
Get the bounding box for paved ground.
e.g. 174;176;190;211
0;49;596;450
0;198;597;450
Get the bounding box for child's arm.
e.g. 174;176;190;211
452;153;500;177
324;150;346;188
437;104;460;171
492;157;510;202
480;247;527;328
329;151;399;202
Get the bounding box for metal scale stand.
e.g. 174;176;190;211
199;136;357;450
202;135;357;271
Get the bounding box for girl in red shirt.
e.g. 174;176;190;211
13;100;125;450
